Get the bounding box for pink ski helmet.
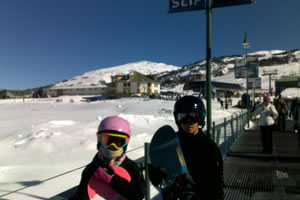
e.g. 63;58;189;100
97;116;131;137
263;96;271;103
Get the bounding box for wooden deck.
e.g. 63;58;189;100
224;119;300;200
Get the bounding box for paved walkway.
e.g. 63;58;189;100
224;119;300;200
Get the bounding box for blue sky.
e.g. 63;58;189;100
0;0;299;90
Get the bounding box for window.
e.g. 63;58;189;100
123;82;130;87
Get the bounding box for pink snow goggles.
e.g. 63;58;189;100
97;132;129;150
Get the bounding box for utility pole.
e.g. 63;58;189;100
205;0;212;138
168;0;253;138
242;32;250;128
262;69;278;95
296;52;300;97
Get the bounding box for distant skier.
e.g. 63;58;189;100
149;96;224;200
70;116;145;200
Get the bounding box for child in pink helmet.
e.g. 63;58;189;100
70;116;145;200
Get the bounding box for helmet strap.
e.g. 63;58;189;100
112;153;126;166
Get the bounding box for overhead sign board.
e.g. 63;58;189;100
248;77;261;89
235;57;259;78
247;58;259;78
169;0;205;13
235;59;246;78
213;0;253;8
169;0;253;13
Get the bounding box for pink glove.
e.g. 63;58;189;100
94;163;115;183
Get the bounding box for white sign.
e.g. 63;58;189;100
295;52;300;60
169;0;205;13
248;77;261;89
235;57;259;78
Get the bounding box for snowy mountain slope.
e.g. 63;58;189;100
212;62;300;90
53;61;180;88
51;49;300;91
159;49;300;90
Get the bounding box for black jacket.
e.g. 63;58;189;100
177;129;224;200
70;154;146;200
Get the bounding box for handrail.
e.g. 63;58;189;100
139;110;248;200
26;111;248;200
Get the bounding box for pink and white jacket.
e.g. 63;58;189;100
253;103;278;126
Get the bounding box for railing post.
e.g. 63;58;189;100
144;143;150;200
224;118;227;153
212;121;216;142
243;112;247;131
236;114;239;139
217;129;221;145
240;112;242;135
231;115;234;142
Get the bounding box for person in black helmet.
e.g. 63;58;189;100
149;95;224;200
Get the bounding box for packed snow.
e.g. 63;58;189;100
1;49;300;199
0;96;243;200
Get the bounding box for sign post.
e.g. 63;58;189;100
206;0;212;138
168;0;254;138
242;32;250;128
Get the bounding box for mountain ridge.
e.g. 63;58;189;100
43;48;300;91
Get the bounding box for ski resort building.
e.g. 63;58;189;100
107;71;160;99
0;89;34;99
183;81;243;97
43;86;107;97
275;75;300;96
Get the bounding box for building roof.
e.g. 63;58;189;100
276;75;299;82
184;81;243;91
129;71;154;82
114;71;156;83
50;85;107;90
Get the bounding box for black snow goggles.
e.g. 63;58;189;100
177;112;200;124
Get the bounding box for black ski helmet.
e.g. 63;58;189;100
173;95;206;128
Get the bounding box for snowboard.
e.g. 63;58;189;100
87;165;131;200
149;125;190;189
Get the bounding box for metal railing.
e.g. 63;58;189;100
137;111;248;200
212;111;248;156
2;111;249;199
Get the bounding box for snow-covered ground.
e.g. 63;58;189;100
0;96;243;200
2;52;300;199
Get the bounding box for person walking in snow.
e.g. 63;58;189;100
149;96;224;200
252;95;278;154
289;98;300;143
70;116;145;200
275;96;288;131
218;97;224;110
289;97;298;119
